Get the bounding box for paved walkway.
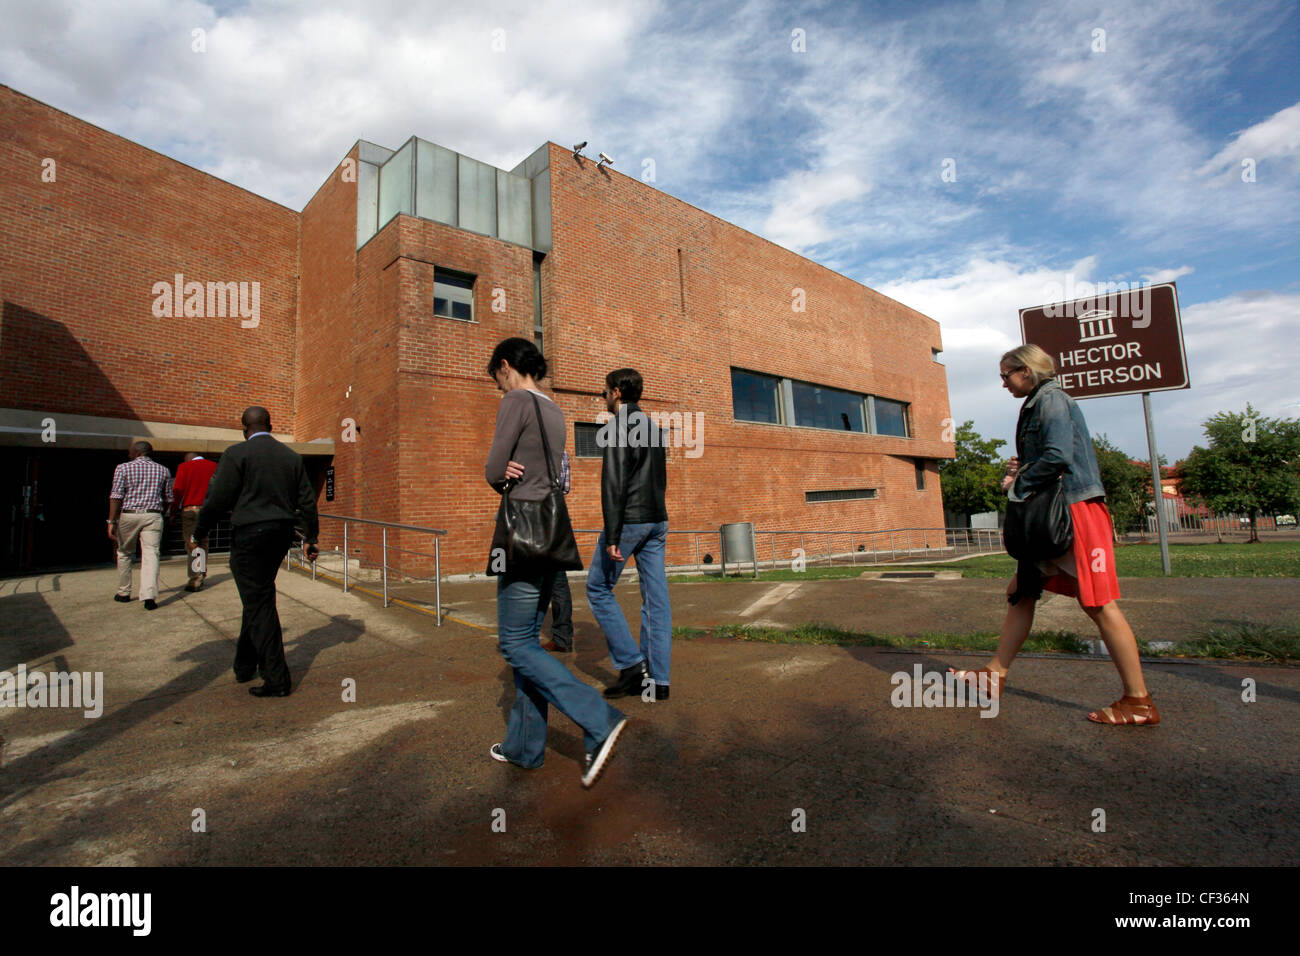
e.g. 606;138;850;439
0;558;1296;865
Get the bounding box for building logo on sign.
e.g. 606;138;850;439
1077;309;1116;343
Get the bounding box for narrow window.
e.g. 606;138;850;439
806;488;877;503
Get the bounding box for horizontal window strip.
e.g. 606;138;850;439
805;488;877;503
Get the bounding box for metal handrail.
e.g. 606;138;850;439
319;512;448;535
290;512;447;624
569;525;1004;574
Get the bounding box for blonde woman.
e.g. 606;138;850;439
950;344;1160;725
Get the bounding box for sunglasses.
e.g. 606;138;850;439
999;367;1025;381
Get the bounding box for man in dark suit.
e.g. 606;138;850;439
193;406;320;698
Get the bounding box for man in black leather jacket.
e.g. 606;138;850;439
586;368;673;701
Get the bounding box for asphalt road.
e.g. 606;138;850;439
1;558;1296;865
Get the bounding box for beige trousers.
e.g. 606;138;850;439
116;512;163;600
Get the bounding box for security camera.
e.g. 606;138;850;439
573;141;587;152
598;151;614;165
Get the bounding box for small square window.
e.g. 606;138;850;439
731;368;783;424
434;269;475;321
874;398;910;437
574;423;603;458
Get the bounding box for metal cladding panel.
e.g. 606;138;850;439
531;166;552;253
358;141;394;165
356;160;379;247
497;169;532;247
415;139;458;226
510;142;550;180
377;139;414;228
457;155;497;237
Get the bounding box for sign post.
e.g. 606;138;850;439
1019;282;1190;576
1141;393;1171;575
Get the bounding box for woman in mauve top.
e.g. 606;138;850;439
483;337;628;787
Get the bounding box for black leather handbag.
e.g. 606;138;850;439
489;392;583;574
1004;476;1073;563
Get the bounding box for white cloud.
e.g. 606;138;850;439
1198;101;1300;179
0;0;664;207
1141;266;1194;284
760;165;872;250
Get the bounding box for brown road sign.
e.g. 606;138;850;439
1019;282;1190;399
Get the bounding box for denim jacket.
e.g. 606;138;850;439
1010;378;1105;505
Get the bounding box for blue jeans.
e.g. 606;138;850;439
586;521;672;686
497;573;625;768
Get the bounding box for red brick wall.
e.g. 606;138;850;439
298;142;954;575
0;85;297;430
295;146;361;563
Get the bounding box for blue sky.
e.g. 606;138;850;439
3;0;1297;462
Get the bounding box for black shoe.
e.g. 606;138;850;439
249;683;291;698
114;594;131;603
143;599;158;610
653;683;669;701
234;671;257;684
603;662;648;699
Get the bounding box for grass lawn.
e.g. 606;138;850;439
671;621;1300;664
668;540;1300;582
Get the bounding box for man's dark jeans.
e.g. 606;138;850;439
548;569;573;649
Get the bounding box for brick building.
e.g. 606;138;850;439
1;84;953;575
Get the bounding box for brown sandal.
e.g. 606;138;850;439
946;667;1006;699
1088;694;1160;726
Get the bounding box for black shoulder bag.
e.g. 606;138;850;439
489;392;583;574
1003;475;1073;563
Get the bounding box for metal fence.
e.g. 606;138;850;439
286;512;448;624
572;526;1005;574
1144;496;1295;535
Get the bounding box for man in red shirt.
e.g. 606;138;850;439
172;452;219;591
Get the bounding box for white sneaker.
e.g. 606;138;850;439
489;743;510;763
581;718;628;788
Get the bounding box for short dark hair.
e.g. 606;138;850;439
605;368;643;403
242;406;272;432
487;337;547;381
130;440;153;457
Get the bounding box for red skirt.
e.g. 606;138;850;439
1040;498;1121;607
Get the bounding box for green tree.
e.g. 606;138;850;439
1180;404;1300;542
939;420;1007;520
1092;434;1152;538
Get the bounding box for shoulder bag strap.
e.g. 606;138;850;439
527;392;559;488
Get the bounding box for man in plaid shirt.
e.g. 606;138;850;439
107;441;174;609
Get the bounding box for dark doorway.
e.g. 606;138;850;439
0;447;231;576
